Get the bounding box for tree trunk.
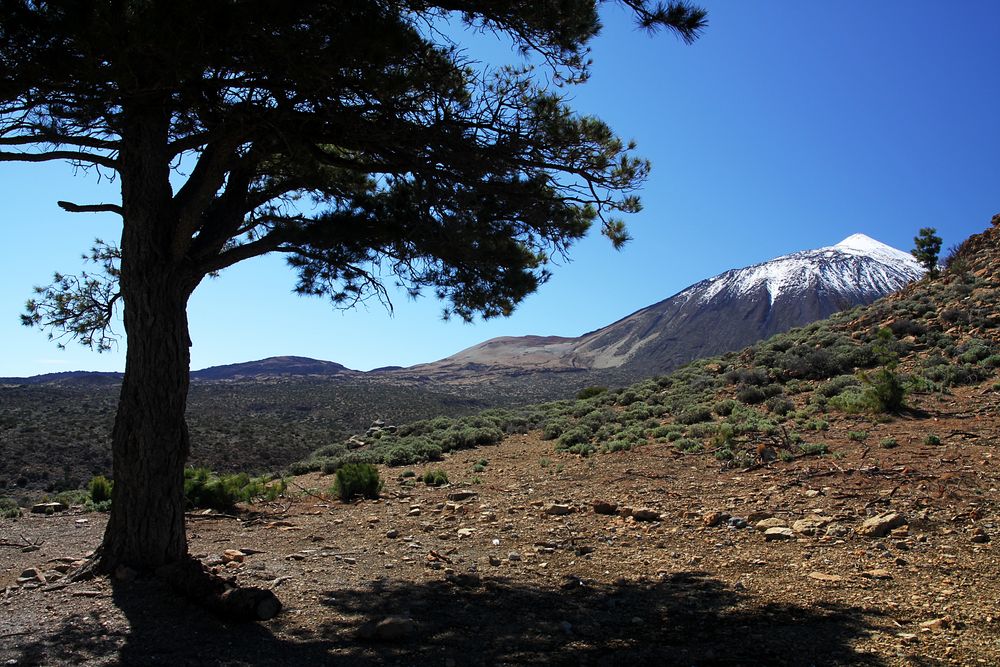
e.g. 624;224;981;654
98;99;197;573
98;271;194;571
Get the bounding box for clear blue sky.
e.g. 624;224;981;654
2;1;998;377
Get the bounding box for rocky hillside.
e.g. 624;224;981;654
401;233;924;381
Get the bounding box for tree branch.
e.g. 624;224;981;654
0;133;119;150
0;150;117;169
57;201;124;216
172;136;244;261
196;232;288;274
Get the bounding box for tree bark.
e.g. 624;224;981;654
99;99;198;573
99;270;194;571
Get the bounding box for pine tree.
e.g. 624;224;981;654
912;227;942;278
1;0;706;606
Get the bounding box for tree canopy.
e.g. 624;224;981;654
5;0;706;339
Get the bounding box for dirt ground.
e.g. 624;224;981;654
2;386;998;666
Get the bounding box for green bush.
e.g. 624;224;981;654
714;399;738;416
88;475;113;503
540;420;566;441
676;405;713;425
923;434;941;446
422;469;449;486
848;430;868;442
863;367;906;413
714;447;734;461
576;386;608;400
765;395;794;416
333;463;383;501
879;437;898;449
602;439;632;453
818;375;861;398
674;438;703;453
563;442;597;456
184;467;286;511
736;386;767;405
556;427;591;450
799;443;829;456
0;496;21;518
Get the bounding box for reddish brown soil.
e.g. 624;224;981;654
2;386;998;666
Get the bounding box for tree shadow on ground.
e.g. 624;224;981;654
9;571;889;666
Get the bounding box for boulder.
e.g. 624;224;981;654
763;527;795;541
857;512;907;538
592;501;618;515
755;518;788;531
630;508;661;522
544;503;574;516
792;516;833;536
31;501;67;514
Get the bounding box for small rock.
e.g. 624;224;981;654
858;512;907;538
16;568;45;586
507;552;522;562
343;557;357;565
222;549;245;564
970;527;991;544
808;572;843;582
358;616;415;641
861;569;893;580
447;490;478;502
702;511;729;527
764;527;795;542
631;508;661;522
456;528;475;538
824;523;850;538
755;518;788;531
386;529;399;539
489;555;502;566
592;501;618;515
804;489;822;498
446;572;481;588
366;515;380;524
919;617;951;632
544;503;574;516
727;517;748;529
792;516;833;536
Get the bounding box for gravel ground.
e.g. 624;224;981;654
2;387;999;666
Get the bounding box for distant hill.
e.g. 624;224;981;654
1;356;356;386
190;356;358;381
0;370;122;386
399;233;924;381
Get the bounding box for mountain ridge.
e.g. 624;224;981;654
400;233;924;380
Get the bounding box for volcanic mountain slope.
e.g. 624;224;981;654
402;234;924;381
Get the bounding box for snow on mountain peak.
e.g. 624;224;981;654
832;233;920;266
692;233;924;306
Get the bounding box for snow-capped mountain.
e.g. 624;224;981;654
402;233;924;379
